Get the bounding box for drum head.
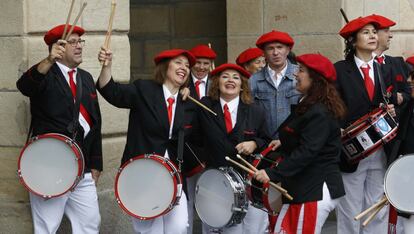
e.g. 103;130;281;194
267;185;282;213
195;169;236;228
19;136;80;197
384;155;414;214
116;157;176;219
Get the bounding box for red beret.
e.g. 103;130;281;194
406;56;414;67
366;14;396;29
153;49;196;67
210;63;251;79
256;30;294;49
339;16;380;39
44;24;85;46
236;48;264;66
296;53;336;82
189;45;217;59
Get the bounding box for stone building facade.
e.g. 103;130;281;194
0;0;413;233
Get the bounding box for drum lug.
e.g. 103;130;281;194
65;139;73;146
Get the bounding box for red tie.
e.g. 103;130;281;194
376;56;385;65
360;65;375;101
68;69;77;97
167;97;175;125
195;80;203;99
68;70;93;128
223;104;233;133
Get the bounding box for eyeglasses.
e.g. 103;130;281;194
67;39;86;47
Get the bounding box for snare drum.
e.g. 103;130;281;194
384;155;414;214
342;108;398;163
195;167;248;229
246;147;283;215
114;154;183;220
17;133;84;198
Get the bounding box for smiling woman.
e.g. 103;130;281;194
96;47;199;234
192;63;273;233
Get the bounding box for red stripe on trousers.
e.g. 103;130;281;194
388;205;398;234
280;201;317;234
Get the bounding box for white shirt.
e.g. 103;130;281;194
354;56;375;85
56;62;90;138
220;96;240;129
162;85;178;159
267;62;288;89
191;74;208;98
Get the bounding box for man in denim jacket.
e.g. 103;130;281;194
249;30;301;139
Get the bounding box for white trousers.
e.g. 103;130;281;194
336;149;388;234
201;205;268;234
403;215;414;234
131;192;188;234
29;173;100;234
242;204;269;234
186;173;201;234
274;183;339;234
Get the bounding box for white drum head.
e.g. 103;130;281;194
116;157;175;219
384;155;414;214
267;185;282;212
19;137;80;197
195;169;235;228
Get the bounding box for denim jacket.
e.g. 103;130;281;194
249;61;301;139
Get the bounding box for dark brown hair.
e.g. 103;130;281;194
153;60;169;85
208;72;253;104
295;69;347;119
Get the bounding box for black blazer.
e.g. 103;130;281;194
16;63;103;171
381;55;410;106
265;103;345;204
98;78;197;171
334;58;398;172
193;97;272;169
182;76;211;176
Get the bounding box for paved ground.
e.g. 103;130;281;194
192;211;337;234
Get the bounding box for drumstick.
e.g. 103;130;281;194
65;2;88;41
236;154;288;195
188;96;217;116
354;196;388;220
225;156;292;200
236;154;257;172
62;0;76;40
102;0;117;66
208;43;215;71
362;201;388;227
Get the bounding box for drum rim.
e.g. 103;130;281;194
194;167;246;228
17;133;84;198
384;155;414;214
114;154;182;220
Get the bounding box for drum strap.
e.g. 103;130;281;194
67;75;83;140
177;128;184;172
374;62;389;104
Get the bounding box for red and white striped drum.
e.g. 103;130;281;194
18;133;84;198
245;147;283;215
342;108;398;164
114;154;183;220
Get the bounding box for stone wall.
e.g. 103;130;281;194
227;0;414;64
0;0;130;233
129;0;227;81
